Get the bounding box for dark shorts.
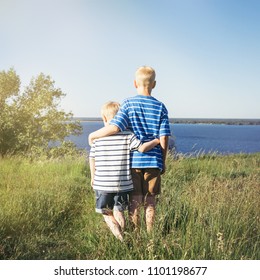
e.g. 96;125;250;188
95;190;129;214
131;168;161;196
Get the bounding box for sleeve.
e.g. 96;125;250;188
110;101;129;131
159;105;172;137
89;141;96;159
129;134;142;151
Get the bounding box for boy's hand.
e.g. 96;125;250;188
159;135;169;175
161;162;166;175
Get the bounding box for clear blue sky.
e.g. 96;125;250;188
1;0;259;118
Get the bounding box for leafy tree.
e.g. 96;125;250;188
0;68;82;156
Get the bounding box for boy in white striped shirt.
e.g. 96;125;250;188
89;101;159;241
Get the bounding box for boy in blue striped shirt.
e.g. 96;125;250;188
89;66;171;232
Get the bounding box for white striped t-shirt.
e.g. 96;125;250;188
89;131;142;193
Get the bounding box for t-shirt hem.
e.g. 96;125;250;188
130;166;162;170
93;187;133;193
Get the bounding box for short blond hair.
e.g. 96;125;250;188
101;101;120;120
135;66;156;87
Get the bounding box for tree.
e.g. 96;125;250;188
0;68;82;156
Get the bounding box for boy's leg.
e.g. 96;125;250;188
114;210;125;231
143;168;161;233
129;194;143;230
113;192;128;231
129;169;143;230
144;195;156;233
103;212;124;242
95;191;123;241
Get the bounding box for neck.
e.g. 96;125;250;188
104;118;113;126
137;86;152;96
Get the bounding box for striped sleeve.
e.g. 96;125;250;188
89;142;95;158
159;106;171;137
110;103;129;131
129;133;142;151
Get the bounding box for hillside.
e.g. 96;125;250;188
0;153;259;260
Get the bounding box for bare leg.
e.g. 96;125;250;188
114;210;125;231
103;213;123;242
143;168;160;233
129;194;143;230
144;195;156;233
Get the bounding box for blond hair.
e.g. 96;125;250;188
101;101;120;120
135;66;156;87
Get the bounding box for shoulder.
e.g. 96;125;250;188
99;131;132;138
151;96;169;112
117;131;139;141
121;96;137;106
117;130;133;137
150;96;167;106
94;135;117;143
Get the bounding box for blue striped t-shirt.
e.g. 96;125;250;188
110;95;171;170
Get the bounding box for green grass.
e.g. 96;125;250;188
0;153;259;260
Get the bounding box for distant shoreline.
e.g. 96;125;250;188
73;117;260;125
170;118;260;125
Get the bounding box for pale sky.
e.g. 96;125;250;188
1;0;260;118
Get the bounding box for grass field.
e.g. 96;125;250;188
0;153;259;260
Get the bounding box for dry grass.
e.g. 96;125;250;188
0;153;259;259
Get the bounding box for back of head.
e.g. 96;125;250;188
101;101;120;120
135;66;156;88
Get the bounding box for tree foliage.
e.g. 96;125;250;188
0;68;82;156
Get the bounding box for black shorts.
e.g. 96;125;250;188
95;190;129;214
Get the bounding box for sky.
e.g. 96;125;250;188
1;0;260;119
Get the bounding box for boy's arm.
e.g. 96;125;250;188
138;138;160;153
89;157;95;188
160;135;169;175
88;124;119;145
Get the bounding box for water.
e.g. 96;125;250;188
68;122;260;156
173;123;260;155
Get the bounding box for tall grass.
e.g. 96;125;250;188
0;153;259;259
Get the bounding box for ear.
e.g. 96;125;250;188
134;80;138;88
152;81;156;88
102;114;107;123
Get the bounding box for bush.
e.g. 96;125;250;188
0;68;82;157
